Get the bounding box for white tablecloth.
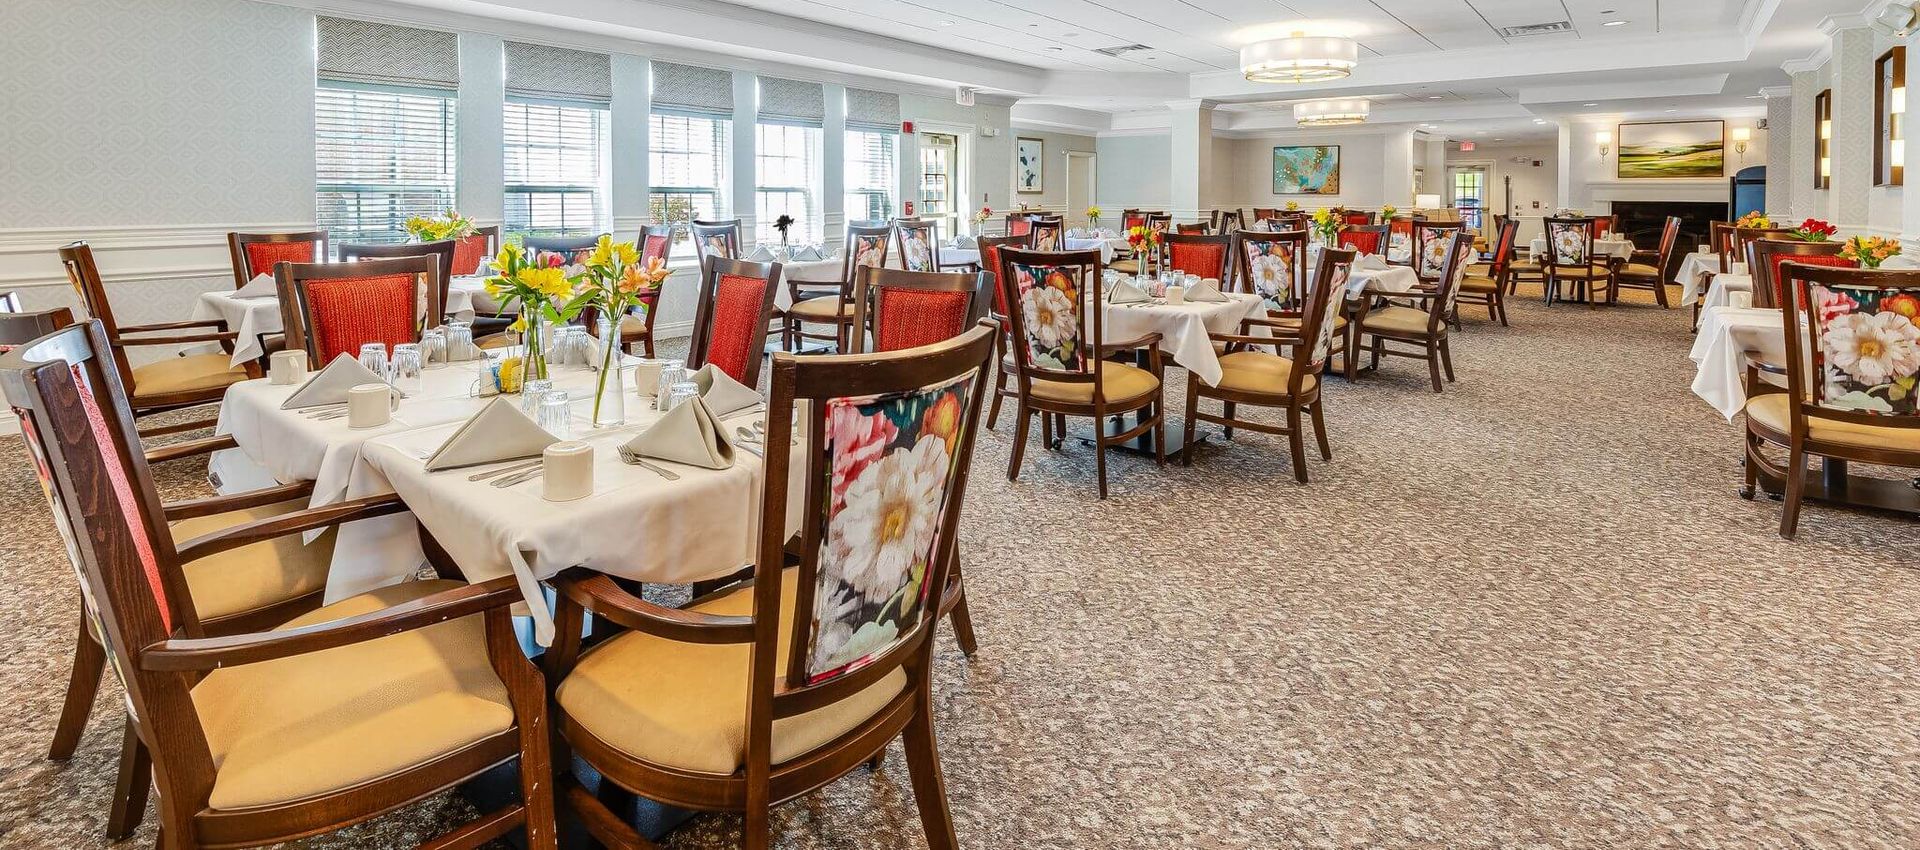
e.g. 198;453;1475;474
1703;273;1754;310
1688;306;1789;421
1676;255;1748;303
338;397;807;643
776;248;983;307
1529;236;1637;261
1346;266;1421;301
195;285;479;367
1098;292;1264;387
1064;236;1125;263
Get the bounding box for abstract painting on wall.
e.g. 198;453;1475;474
1017;137;1044;194
1617;120;1725;178
1272;145;1341;195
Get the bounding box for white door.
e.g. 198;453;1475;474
918;132;961;237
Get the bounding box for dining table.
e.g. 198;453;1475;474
1529;236;1638;262
193;277;482;367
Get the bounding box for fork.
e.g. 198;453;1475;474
618;451;681;480
465;459;543;481
491;467;544;488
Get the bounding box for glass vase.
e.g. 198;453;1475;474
591;314;626;428
519;309;549;390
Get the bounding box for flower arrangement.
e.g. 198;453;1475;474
1125;224;1161;265
773;214;796;248
1284;200;1302;212
1380;204;1397;220
1793;218;1838;242
1085;205;1102;228
1735;211;1773;229
972;206;992;226
575;235;670;425
1309;207;1341;244
483;242;585;386
403;209;476;242
1839;235;1902;268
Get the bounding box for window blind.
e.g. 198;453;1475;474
649;112;730;245
505;42;611;106
651;61;734;117
846;88;901;132
504;101;607;235
758;77;824;127
315;86;458;245
317;17;459;91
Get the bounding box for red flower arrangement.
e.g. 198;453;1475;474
1793;218;1838;242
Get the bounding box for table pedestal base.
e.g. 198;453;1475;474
1749;458;1920;516
1069;416;1208;459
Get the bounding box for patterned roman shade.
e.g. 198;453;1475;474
758;76;825;127
846;88;901;132
505;42;611;106
651;61;734;117
316;17;459;91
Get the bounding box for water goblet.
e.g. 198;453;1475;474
421;328;447;366
358;343;389;381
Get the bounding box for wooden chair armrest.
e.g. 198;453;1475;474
113;331;240;347
144;433;238;465
1210;332;1296;347
1098;332;1162;355
141;576;524;671
1742;351;1789;376
551;572;754;645
173;494;407;564
1240;316;1304;329
120;319;228;334
163;480;314;522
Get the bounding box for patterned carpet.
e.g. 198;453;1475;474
3;288;1919;849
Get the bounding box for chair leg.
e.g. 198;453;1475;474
107;718;150;841
1040;410;1053;451
1439;339;1456;382
1151;401;1166;467
902;687;961;850
1222;402;1235;440
1181;385;1199;466
946;584;978;657
50;616;104;760
1309;401;1331;461
987;362;1007;431
1286;405;1308;484
745;802;773;850
1780;448;1807;539
1007;408;1029;482
1094;421;1109;500
1426;343;1444;393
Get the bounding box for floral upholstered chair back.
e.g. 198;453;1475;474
1233;231;1306;312
1544;218;1593;267
1783;264;1920;421
1031;217;1064;251
1412;223;1463;283
841;224;892;292
996;249;1098;376
523;234;601;269
894;219;941;273
691;220;742;269
766;325;993;689
1302;250;1355;374
1437;233;1476;320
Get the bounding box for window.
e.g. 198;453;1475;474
503;100;608;238
1815;88;1833;190
844;130;898;224
1878;47;1906;187
756;123;822;243
315;85;458;246
1450;168;1485;230
649;112;730;254
919;133;959;236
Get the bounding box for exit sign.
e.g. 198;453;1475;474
1459;141;1476;152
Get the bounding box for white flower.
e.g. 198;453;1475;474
826;435;949;605
1022;283;1078;350
1824;311;1920;386
1250;253;1289;300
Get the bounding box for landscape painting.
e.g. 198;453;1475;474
1617;120;1725;178
1273;145;1340;195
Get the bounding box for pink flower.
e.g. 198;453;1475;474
828;403;898;513
1816;287;1859;326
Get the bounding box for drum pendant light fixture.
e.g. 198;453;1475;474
1293;99;1370;126
1241;31;1359;83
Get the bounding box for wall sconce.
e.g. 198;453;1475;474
1731;127;1751;160
1821;156;1833;180
1595;130;1612;159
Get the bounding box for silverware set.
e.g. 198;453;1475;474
490;466;545;488
300;402;350;420
465;459;542;481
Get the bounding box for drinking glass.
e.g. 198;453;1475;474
521;378;554;415
420;328;447;366
446;321;475;361
660;380;699;413
358;343;388;381
537;391;572;440
389;343;425;396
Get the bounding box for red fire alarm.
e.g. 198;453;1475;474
901;121;914;134
903;201;915;216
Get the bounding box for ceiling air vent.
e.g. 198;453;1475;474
1094;44;1154;57
1497;21;1575;38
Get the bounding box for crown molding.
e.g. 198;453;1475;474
1757;85;1794;99
1817;13;1872;36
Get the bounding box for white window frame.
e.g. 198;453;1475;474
503;98;610;239
648;111;732;258
315;82;458;247
755;122;823;244
844;129;898;225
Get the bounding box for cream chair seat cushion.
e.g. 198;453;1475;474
1108;259;1141;275
1548;265;1607;279
1214;351;1317;397
616;314;650;336
1616;262;1662;278
1027;362;1160;406
1745;394;1920;452
192;580;513;811
556;568;906;775
132;354;249;397
170;499;334;622
1359;304;1433;337
785;296;854;321
1459;276;1500;294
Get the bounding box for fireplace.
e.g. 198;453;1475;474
1610;200;1727;278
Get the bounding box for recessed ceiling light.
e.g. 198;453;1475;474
1603;20;1630;27
1533;118;1547;124
1493;137;1505;141
1665;108;1677;112
938;20;954;26
1427;95;1443;100
1583;102;1599;107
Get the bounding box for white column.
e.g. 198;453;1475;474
898;129;918;222
456;34;505;226
1167;99;1214;223
1761;85;1793;216
822;84;847;246
731;72;758;244
1419;135;1448;197
609;54;650;236
1827;25;1875;228
1382;128;1415;208
1553;120;1573;209
1789;69;1822;220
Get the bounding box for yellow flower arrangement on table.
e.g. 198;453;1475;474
1839;235;1903;268
1380;204;1397;220
1086;205;1103;228
1735;211;1773;229
402;209;477;242
1284;200;1302;212
576;235;672;425
483;242;586;386
1309;207;1341;244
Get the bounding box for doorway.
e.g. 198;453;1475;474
1448;165;1488;230
1065;151;1096;227
918;132;961;237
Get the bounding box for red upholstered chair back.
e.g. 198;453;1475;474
1594;216;1614;238
690;256;780;386
1341;211;1373;226
1006;214;1033;237
1747;238;1852;309
975;234;1032;322
1165;232;1230;281
639;224;674;267
276;256;439;367
849;267;991;354
451;226;499;276
1339;225;1387;257
229;231;329;288
1122;209;1148;231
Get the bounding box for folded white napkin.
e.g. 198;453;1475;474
1108;279;1150;304
620;395;734;470
233;273;278;299
1186;278;1228;302
1355;254;1390;271
691;363;764;417
951;234;978;249
745;245;776;262
281;353;401;409
423;397;560;471
794;245;823;261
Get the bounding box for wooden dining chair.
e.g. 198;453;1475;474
783;223;889;352
1610;215;1681;307
1711;221;1738;273
846;267;991;355
1746;264;1920;538
0;293;72;350
1;320;555;850
1121;209;1149;231
58;242;254;437
1540;217;1611;305
544;324;993;850
691;219;743;271
1252;207;1279;221
1185;248;1354;482
1216;210;1242;234
1341;210;1375;227
1030;216;1065;250
580;224;673;358
977;233;1033;431
689;255;782;387
338;239;456;317
276;255;441;368
1355;232;1475;392
997;247;1164;498
452;225;500;277
1410;221;1467;285
1732;226;1796;281
1745;238;1854;309
894;217;943;272
228;230;328;288
1005;212;1036;237
1164;230;1232;281
1457;218;1518;326
1338;224;1389;258
1174;223;1207;235
1229;228;1309;312
523;233;605;266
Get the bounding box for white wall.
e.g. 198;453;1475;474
1447;142;1559;242
1564;116;1770;216
1003;128;1098;217
1218;133;1391;211
1095;133;1172;212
